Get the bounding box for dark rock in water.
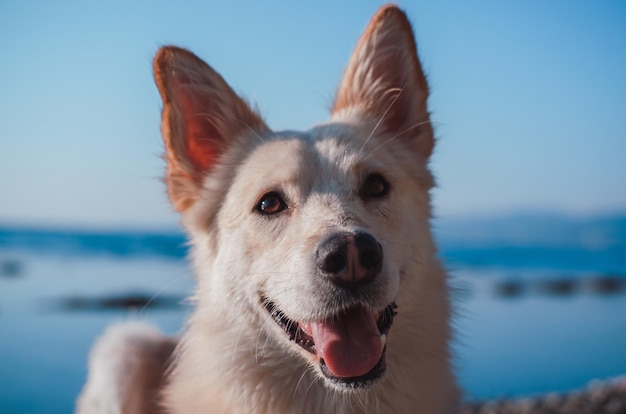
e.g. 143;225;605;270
53;292;185;311
587;275;626;295
459;375;626;413
537;278;579;296
495;280;526;298
0;259;22;278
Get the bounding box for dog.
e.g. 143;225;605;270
77;4;459;413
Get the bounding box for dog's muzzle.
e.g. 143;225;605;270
262;230;396;388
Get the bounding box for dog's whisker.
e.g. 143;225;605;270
303;371;319;403
293;367;311;398
259;330;273;365
256;300;287;365
137;271;190;316
248;271;301;278
192;112;266;146
229;314;248;373
362;119;433;161
255;311;275;364
233;116;267;144
359;86;405;157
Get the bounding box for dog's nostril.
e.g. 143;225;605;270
360;249;382;270
355;233;383;271
322;251;347;274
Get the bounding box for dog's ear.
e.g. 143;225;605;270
332;5;433;158
153;47;268;211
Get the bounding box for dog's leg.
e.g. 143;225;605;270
76;322;176;414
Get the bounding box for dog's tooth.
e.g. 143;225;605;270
380;333;387;347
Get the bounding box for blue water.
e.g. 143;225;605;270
0;221;625;412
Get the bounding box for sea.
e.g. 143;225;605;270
0;214;625;413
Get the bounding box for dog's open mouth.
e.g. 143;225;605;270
262;298;397;387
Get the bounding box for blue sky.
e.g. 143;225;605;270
1;1;625;228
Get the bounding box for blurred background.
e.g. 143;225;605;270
1;1;625;412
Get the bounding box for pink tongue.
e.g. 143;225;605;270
307;307;382;378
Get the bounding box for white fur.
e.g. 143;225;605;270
162;123;458;413
77;323;176;414
78;5;459;413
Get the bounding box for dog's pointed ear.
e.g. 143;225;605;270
153;46;269;211
332;5;433;158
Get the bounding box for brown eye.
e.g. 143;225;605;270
256;192;287;215
361;173;390;199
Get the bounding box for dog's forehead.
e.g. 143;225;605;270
272;122;366;165
236;123;372;197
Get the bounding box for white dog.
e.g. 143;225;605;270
78;4;459;413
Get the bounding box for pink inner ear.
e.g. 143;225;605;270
177;87;221;176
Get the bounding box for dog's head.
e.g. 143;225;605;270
154;5;437;391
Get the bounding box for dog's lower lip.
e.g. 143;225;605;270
261;297;397;385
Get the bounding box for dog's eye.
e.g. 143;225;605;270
256;192;288;215
361;173;390;199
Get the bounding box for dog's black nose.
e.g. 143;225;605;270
316;231;383;288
